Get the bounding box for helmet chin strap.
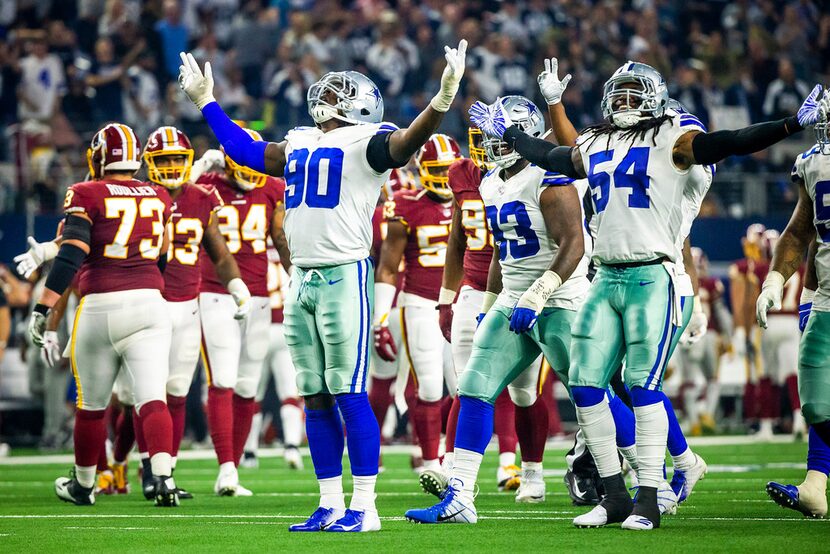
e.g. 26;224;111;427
611;110;644;129
311;103;361;126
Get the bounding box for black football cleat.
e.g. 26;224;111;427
55;474;95;506
154;476;180;507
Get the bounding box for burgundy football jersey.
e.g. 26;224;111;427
385;189;452;302
197;173;284;297
63;179;172;296
267;247;287;324
163;183;224;302
448;158;492;291
698;276;725;332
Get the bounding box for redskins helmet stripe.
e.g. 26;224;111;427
224;127;268;190
415;133;462;199
86;123;142;178
144;126;195;189
467;127;492;170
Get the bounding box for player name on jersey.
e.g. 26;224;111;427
104;184;160;197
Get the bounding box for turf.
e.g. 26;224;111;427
0;440;826;553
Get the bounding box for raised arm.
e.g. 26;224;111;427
674;85;825;170
178;52;287;176
510;184;585;334
537;58;579;147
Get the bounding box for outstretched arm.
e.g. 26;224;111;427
504;129;586;178
179;52;287;176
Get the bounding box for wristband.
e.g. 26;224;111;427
480;291;498;314
34;303;49;315
438;287;456;305
373;282;397;325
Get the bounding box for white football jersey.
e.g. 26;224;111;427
576;108;705;265
283;122;397;267
792;144;830;311
673;162;715;296
479;163;590;311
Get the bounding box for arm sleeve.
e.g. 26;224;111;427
503;126;580;177
44;243;86;297
366;132;407;173
691;116;802;165
201;102;268;173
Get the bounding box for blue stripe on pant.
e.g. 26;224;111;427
645;279;676;390
350;259;370;393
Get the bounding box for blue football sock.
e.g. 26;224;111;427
572;386;606;408
305;404;344;480
608;393;636;448
808;426;830;476
630;386;664;408
663;395;688;457
454;396;495;455
336;392;380;476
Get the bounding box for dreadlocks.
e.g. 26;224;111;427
581;113;674;152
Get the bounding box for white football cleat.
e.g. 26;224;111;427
671;452;707;502
55;476;95;505
284;446;304;470
621;514;655;530
573;494;634;528
573;505;610;527
214;465;239;496
515;470;545;503
657;481;678;515
235;483;253;496
239;452;258;469
420;468;449;498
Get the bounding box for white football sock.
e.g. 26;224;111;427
423;458;441;471
75;465;96;489
350;475;378;512
280;403;304;447
171;456;177;470
442;451;455;473
672;447;696;472
452;448;483;505
244;412;263;454
499;451;516;467
633;402;668;488
619;445;639;472
319;475;346;510
522;461;543;482
803;469;828;492
150;452;173;477
575;402;620;478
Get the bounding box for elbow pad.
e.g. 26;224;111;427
44;243;86;296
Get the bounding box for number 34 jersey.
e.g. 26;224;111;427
197;172;285;297
793;143;830;311
63;179;172;297
479;164;590;311
575;109;702;265
283;123;397;268
384;190;452;302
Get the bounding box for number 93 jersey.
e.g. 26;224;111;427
197;172;285;297
576;108;705;264
793;144;830;311
479;164;590;311
283;123;398;268
63;179;172;297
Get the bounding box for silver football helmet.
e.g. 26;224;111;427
816;115;830;155
601;61;669;129
307;71;384;125
483;95;545;169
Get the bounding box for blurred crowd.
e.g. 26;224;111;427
0;0;827;215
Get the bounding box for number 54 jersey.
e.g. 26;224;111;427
283;123;398;268
479;164;590;310
63;179;172;296
197;172;285;298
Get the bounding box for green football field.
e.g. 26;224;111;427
0;439;826;553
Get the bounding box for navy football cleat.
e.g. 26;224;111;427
325;509;381;532
289;507;344;532
405;483;478;524
766;481;827;519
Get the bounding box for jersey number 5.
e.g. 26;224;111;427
587;146;650;213
285;148;344;209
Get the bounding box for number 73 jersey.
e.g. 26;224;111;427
575;110;701;264
197;172;285;297
479;164;590;311
793;144;830;311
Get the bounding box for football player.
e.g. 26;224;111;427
179;39;467;532
679;248;732;434
28;124;179;507
373;133;459;478
242;244;304;470
757;100;830;518
478;61;823;530
430;127;548;502
405;95;591;524
195;132;289;497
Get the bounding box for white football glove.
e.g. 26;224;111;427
190;149;226;181
537;58;572;106
14;237;58;279
680;298;708;345
28;310;47;347
41;330;62;368
756;271;784;329
430;39;467;112
178;51;216;110
228;278;251;320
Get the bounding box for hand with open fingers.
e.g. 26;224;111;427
374;324;397;362
537;58;572;106
431;39;468;112
14;237;57;279
178;51;215;110
797;84;824;127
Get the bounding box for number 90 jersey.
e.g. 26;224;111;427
197;172;285;297
63;179;172;297
576;109;704;264
479;164;590;310
384;190;453;302
793;144;830;311
282;123;398;268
